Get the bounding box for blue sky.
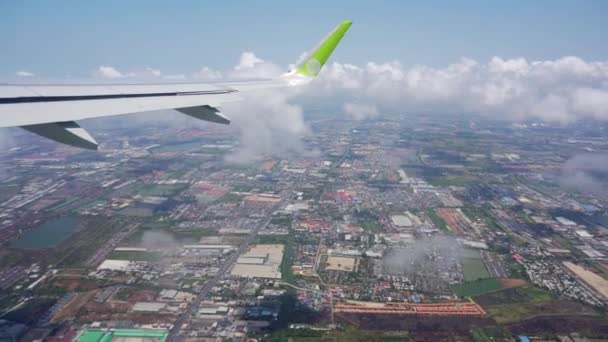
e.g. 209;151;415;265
1;0;607;78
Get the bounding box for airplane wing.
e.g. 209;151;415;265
0;20;352;149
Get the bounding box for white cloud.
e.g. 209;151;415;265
222;89;309;163
235;52;264;70
34;54;608;125
96;65;131;79
145;67;162;77
45;53;608;163
15;70;35;77
558;154;608;194
310;56;608;123
163;74;186;80
194;66;222;80
44;53;606;163
196;54;608;161
95;66;164;80
343;102;379;120
229;52;283;79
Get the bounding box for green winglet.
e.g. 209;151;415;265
296;20;352;77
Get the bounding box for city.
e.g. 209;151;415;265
1;111;608;341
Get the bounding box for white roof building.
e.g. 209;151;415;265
391;215;412;227
97;259;131;271
132;302;166;312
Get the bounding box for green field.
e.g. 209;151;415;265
270;326;410;342
270;214;293;227
462;249;491;281
484;303;537;323
139;184;188;196
461;206;501;231
473;285;553;306
469;286;600;324
470;327;511;342
485;301;600;324
452;278;503;297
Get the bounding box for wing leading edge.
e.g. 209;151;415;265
0;20;352;149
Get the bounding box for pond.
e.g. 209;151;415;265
11;216;81;249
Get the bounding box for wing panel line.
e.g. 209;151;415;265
0;89;237;104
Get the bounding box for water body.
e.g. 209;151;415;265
11;216;81;249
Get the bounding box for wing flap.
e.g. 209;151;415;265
22;121;98;150
176;105;230;125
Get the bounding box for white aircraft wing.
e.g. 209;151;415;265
0;20;352;149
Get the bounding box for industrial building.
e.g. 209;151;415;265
231;244;284;279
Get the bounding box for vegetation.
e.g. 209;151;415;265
509;263;528;279
280;234;296;283
0;252;23;268
218;192;242;203
474;285;553;306
470;327;511;342
354;208;382;232
462;251;491;281
427;209;451;232
270;326;410;342
114;287;134;301
484;304;536;323
462;205;501;231
139;184;188;197
54;218;125;267
270;213;294;227
171;227;217;240
300;187;325;201
452;278;503;297
470;286;589;323
2;297;57;324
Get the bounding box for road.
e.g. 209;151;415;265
167;211;277;341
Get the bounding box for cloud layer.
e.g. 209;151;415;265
15;70;35;77
312;56;608;123
343;102;379;121
87;53;608;124
9;53;608;162
223;89;309;163
558;153;608;194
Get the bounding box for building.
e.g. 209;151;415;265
391;215;413;228
231;244;284;279
132;302;166;312
78;328;168;342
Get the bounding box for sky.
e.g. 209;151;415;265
2;0;608;78
2;0;608;161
